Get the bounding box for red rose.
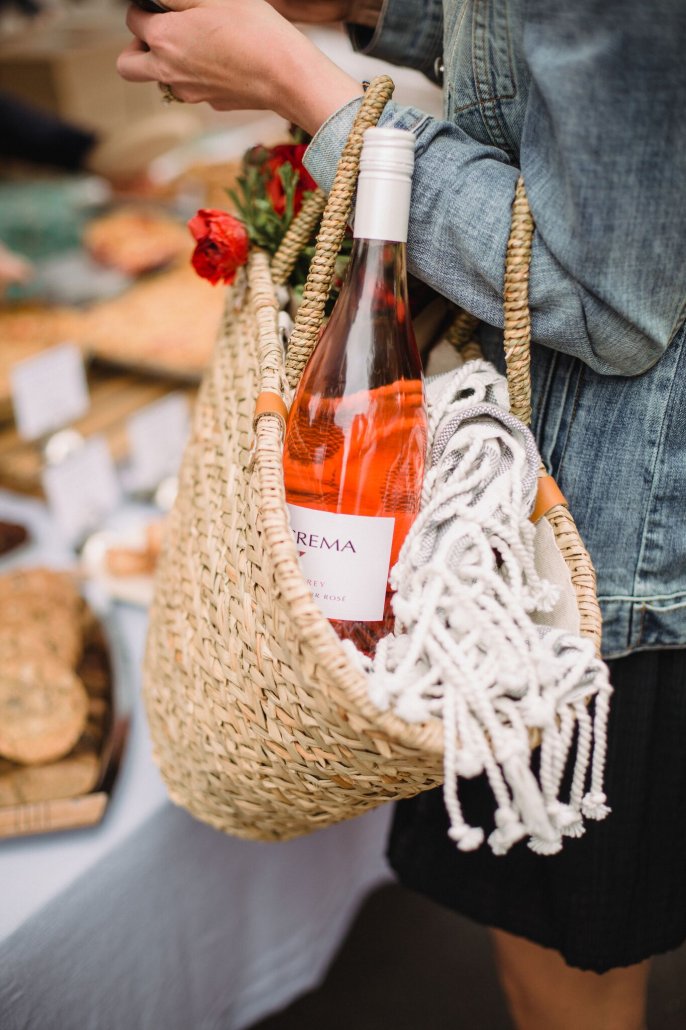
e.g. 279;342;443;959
187;209;250;285
262;144;317;217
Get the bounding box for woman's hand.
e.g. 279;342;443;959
117;0;363;136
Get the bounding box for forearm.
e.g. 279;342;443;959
307;0;686;378
305;95;686;377
278;43;363;137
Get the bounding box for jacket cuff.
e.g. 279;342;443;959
303;97;430;195
346;0;443;77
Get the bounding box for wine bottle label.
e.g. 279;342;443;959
287;504;395;622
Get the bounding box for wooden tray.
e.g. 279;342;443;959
0;615;129;839
0;367;195;495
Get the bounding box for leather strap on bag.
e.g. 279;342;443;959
530;474;567;523
254;391;289;434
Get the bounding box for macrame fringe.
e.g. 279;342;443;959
348;361;613;856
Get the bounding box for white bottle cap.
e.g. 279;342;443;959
353;128;415;243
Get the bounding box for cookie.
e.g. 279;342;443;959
0;567;79;601
0;568;85;668
1;568;82;613
0;632;58;670
1;749;100;805
0;658;89;766
0;616;83;670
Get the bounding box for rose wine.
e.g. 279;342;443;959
283;129;427;655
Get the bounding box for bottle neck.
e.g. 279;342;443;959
353;171;411;243
345;238;410;311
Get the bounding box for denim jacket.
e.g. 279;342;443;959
304;0;686;659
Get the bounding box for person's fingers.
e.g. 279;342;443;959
116;39;161;82
125;4;158;42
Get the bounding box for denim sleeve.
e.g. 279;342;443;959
305;3;686;377
346;0;443;81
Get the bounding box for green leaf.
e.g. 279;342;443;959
219;140;344;300
276;163;298;226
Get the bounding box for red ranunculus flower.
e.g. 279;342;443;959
187;208;250;285
262;144;317;217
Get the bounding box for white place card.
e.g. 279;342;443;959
10;342;89;441
42;436;121;544
124;393;190;493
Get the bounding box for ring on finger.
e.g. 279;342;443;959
158;82;184;104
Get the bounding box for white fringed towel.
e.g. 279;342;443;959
347;360;612;856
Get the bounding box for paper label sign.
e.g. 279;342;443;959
10;342;89;441
42;436;121;545
287;504;394;622
125;393;190;492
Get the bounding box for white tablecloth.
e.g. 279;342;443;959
0;492;392;1029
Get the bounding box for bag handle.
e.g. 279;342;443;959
283;75;395;389
501;179;602;653
503;176;534;426
271;188;327;288
446;177;533;425
276;77;534;424
443;180;601;652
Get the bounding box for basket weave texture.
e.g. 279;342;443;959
144;78;601;841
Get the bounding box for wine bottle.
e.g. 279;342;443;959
283;128;428;656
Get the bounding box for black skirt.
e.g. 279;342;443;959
387;649;686;973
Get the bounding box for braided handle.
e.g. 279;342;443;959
271;188;327;287
284;75;395;389
503;176;534;426
503;180;602;652
444;179;602;653
445;309;481;362
446;176;533;407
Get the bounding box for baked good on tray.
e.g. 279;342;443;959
0;568;85;667
0;687;109;806
83;207;191;277
0;657;88;765
0;569;111;791
80;262;226;378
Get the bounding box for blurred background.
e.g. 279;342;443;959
0;4;684;1028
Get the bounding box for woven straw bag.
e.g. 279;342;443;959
144;76;602;842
